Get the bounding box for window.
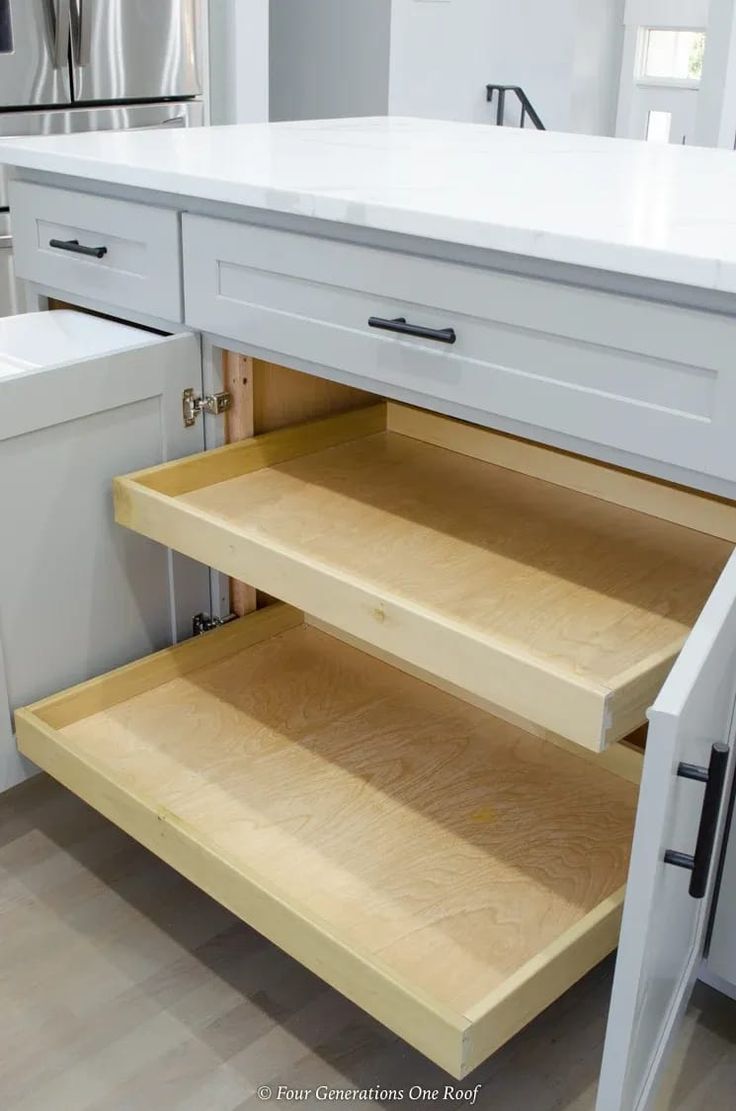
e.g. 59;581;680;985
646;110;672;143
640;29;706;83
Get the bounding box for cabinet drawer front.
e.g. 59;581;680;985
16;606;636;1078
184;215;736;485
11;182;182;321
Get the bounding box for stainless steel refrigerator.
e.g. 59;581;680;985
0;0;205;314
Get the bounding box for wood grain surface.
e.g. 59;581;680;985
306;616;646;786
253;360;374;435
223;351;257;617
158;421;730;747
222;356;374;614
388;404;736;544
18;617;636;1074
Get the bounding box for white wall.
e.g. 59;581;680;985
269;0;390;122
388;0;624;136
572;0;625;135
695;0;736;146
208;0;624;137
209;0;270;124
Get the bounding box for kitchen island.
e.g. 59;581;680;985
1;117;735;1110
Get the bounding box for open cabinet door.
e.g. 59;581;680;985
0;314;210;792
597;550;736;1111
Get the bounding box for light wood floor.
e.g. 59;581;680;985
1;775;734;1111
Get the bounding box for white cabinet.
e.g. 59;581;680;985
10;182;183;321
5;177;736;1105
183;215;736;490
598;554;736;1109
704;805;736;995
0;311;210;792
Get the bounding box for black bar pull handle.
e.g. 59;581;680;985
368;316;457;345
664;743;730;899
49;238;108;260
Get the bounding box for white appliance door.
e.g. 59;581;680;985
0;311;209;793
71;0;201;104
596;551;736;1110
0;0;72;108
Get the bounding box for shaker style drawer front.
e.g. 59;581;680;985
10;181;182;321
112;401;734;752
16;605;638;1079
183;215;736;486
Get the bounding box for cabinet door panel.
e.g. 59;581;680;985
704;795;736;992
597;551;736;1111
0;330;209;792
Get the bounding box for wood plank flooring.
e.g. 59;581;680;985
1;774;734;1111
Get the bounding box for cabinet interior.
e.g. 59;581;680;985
221;357;655;769
224;355;376;614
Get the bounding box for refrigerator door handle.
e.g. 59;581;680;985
72;0;91;67
131;115;188;130
53;0;71;69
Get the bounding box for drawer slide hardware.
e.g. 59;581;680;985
664;743;730;899
192;612;237;637
182;388;233;428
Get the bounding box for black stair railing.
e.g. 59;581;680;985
486;85;545;130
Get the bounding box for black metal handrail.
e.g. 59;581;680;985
486;85;545;130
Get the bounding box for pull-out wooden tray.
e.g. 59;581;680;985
16;606;637;1078
113;403;733;751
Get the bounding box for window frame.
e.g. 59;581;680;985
635;25;707;89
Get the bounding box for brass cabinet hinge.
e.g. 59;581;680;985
182;388;232;427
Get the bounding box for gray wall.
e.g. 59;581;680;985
208;0;270;124
388;0;624;135
269;0;391;122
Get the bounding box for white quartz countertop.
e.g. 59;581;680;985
2;116;736;294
